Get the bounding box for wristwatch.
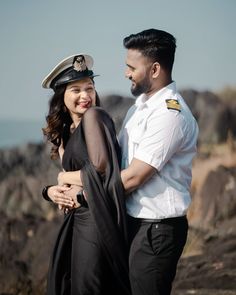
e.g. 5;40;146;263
76;190;88;207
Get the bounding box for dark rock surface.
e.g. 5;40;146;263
0;212;62;294
0;143;60;219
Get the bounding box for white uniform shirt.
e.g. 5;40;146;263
119;82;199;219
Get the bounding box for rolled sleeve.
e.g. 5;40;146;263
134;149;162;169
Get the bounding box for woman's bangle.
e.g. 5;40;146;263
42;185;53;202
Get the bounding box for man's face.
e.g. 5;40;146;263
125;49;153;97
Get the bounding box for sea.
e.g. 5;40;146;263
0;119;45;149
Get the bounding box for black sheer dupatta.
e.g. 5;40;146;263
80;107;130;294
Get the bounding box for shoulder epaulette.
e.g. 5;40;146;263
165;99;181;112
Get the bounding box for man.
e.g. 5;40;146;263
119;29;199;295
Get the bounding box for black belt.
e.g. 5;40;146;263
132;216;186;223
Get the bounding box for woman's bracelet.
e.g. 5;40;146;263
42;185;53;202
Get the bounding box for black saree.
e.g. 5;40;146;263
46;107;131;295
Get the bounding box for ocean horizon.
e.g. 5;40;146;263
0;119;45;149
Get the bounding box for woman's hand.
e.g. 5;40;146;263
47;185;75;209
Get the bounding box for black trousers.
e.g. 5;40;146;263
128;216;188;295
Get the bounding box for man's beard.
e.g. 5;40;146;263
130;76;152;97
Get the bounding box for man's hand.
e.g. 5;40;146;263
64;185;83;208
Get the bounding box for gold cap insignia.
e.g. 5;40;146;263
73;55;87;72
165;99;181;112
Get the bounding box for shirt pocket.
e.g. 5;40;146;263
129;119;146;144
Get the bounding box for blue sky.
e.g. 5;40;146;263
0;0;235;120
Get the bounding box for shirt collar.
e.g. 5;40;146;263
135;81;177;109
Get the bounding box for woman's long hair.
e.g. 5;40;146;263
42;81;100;159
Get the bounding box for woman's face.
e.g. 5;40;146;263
64;78;96;119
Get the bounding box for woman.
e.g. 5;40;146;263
41;53;130;295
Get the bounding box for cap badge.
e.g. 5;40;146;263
73;55;87;72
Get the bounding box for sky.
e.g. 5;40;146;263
0;0;235;121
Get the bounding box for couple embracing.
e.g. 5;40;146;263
41;29;198;295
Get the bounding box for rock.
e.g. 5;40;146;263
189;165;236;229
172;230;236;295
0;143;60;219
0;212;63;294
180;89;231;144
101;94;134;132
